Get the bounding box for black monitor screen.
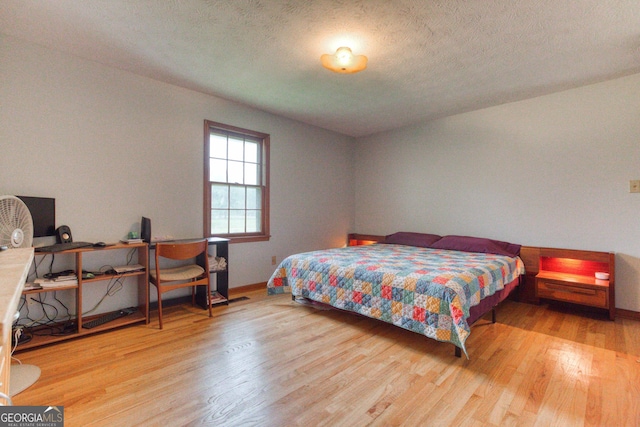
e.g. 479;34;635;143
16;196;56;238
141;216;151;243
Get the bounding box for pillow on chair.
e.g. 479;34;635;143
150;265;204;282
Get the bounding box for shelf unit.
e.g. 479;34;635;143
18;242;149;350
196;237;229;307
534;247;615;320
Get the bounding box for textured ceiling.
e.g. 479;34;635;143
1;0;639;137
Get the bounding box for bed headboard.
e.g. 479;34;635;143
349;233;539;269
518;246;540;275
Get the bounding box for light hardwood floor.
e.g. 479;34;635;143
11;290;640;426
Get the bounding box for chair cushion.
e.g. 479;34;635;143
150;264;205;282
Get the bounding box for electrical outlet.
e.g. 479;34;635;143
271;255;277;265
630;180;640;193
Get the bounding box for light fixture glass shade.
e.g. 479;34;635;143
321;47;367;74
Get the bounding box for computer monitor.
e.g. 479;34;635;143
17;196;56;238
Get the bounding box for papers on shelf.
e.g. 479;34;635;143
209;256;227;272
112;264;145;274
23;283;43;291
34;274;78;288
208;291;227;304
121;238;143;244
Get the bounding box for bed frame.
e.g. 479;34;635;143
291;277;519;358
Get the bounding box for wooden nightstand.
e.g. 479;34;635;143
534;248;615;320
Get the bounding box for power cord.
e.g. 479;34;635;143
16;294;73;338
12;327;23;361
11;326;34;366
82;276;124;316
28;254;49;282
126;247;137;265
0;391;12;406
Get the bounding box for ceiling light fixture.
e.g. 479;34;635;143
321;47;367;74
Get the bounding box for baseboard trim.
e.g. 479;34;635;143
149;282;267;310
616;308;640;321
229;282;267;297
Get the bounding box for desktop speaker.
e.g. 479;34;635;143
56;225;72;243
141;217;151;243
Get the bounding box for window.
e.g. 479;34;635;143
204;120;270;243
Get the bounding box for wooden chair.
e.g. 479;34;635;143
150;239;212;329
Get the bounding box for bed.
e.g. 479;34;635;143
267;232;526;357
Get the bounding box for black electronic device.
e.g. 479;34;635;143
56;225;72;243
82;307;137;329
141;216;151;243
16;196;56;237
35;241;93;252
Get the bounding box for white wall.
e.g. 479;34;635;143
355;73;640;312
0;35;355;302
3;34;639;314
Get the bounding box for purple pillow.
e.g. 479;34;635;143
384;232;442;248
429;235;521;257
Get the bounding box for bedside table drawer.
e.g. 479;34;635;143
536;280;608;308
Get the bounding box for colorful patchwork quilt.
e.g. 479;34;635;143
267;244;525;356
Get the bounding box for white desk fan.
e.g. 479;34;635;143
0;195;40;398
0;195;33;249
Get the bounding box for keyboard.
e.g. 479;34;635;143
82;307;137;329
35;241;93;252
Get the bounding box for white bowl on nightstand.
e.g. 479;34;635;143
595;272;609;280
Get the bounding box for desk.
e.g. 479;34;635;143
0;248;34;403
18;243;149;351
